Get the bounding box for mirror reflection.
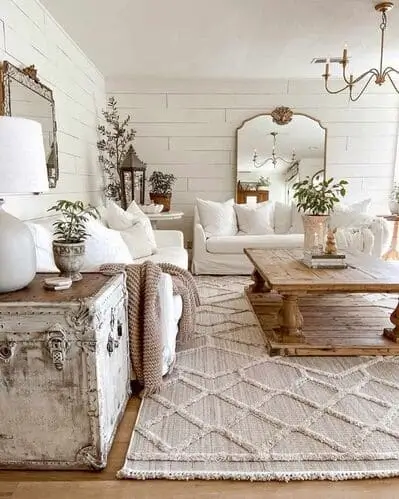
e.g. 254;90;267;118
236;110;326;205
0;61;59;188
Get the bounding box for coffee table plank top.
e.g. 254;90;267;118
244;248;399;293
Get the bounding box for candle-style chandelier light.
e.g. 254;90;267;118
252;132;297;168
323;2;399;101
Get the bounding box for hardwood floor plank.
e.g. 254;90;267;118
8;479;399;499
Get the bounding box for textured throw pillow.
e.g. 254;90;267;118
330;199;373;229
82;219;133;271
25;222;58;272
120;220;155;260
273;202;292;234
234;201;274;235
289;203;305;234
196;198;237;237
106;200;157;253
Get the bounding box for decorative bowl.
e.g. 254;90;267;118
141;203;164;214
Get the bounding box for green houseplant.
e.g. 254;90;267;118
148;171;177;212
48;200;99;281
292;177;348;255
97;97;136;202
257;176;271;191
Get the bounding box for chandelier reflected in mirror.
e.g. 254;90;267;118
323;2;399;101
252;132;297;168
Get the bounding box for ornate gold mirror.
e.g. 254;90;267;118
236;106;327;204
0;61;59;188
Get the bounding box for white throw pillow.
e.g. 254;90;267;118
289;203;304;234
274;202;292;234
234;202;274;235
106;200;157;253
120;220;155;260
25;222;58;272
196;198;237;237
330;199;373;229
82;219;133;271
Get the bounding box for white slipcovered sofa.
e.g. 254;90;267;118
192;199;391;275
26;200;188;375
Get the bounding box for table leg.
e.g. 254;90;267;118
276;294;304;342
249;269;270;293
384;298;399;342
382;220;399;261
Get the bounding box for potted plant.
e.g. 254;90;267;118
257;176;271;191
389;184;399;214
48;200;99;281
148;171;177;212
292;177;348;255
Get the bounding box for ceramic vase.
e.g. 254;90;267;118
389;200;399;215
52;241;85;282
302;214;329;257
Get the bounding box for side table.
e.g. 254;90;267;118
380;214;399;261
146;211;184;229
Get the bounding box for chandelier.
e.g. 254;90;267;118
252;132;297;168
323;2;399;101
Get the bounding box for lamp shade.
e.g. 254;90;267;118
0;116;48;194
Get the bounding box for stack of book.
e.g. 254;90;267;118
303;253;347;269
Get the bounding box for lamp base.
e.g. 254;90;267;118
0;200;36;293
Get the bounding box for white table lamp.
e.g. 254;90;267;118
0;116;48;292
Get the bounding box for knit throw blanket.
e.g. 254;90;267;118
100;261;200;395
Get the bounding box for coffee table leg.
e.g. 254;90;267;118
249;269;270;293
384;299;399;342
276;294;304;342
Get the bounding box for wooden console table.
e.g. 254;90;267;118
244;248;399;356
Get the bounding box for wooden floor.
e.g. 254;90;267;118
2;398;399;499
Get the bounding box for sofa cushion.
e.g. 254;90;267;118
25;221;58;272
106;200;157;253
206;234;304;254
274;202;292;234
196;198;237;237
133;246;188;269
82;219;133;271
234;201;274;235
289;203;305;234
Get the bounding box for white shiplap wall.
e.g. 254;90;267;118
107;77;399;241
1;0;106;220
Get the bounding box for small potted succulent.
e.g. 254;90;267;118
292;177;348;255
257;176;271;191
148;171;177;212
389;184;399;215
48;200;99;281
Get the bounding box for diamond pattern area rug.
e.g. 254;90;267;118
118;276;399;481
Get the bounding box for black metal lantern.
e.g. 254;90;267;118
119;145;147;209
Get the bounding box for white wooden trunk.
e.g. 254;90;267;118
0;273;130;470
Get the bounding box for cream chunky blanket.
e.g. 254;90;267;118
101;261;200;395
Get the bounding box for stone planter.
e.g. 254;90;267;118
302;214;329;257
149;192;171;212
52;241;85;282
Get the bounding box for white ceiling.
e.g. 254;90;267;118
40;0;399;79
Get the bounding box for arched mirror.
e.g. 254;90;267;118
236;106;326;204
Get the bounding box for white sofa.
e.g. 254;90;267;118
192;202;391;275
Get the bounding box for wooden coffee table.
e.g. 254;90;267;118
244;248;399;356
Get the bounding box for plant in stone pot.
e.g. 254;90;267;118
389;184;399;215
48;200;99;281
257;176;271;191
292;177;348;255
148;171;177;212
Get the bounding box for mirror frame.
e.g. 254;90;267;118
0;60;59;189
235;106;328;202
